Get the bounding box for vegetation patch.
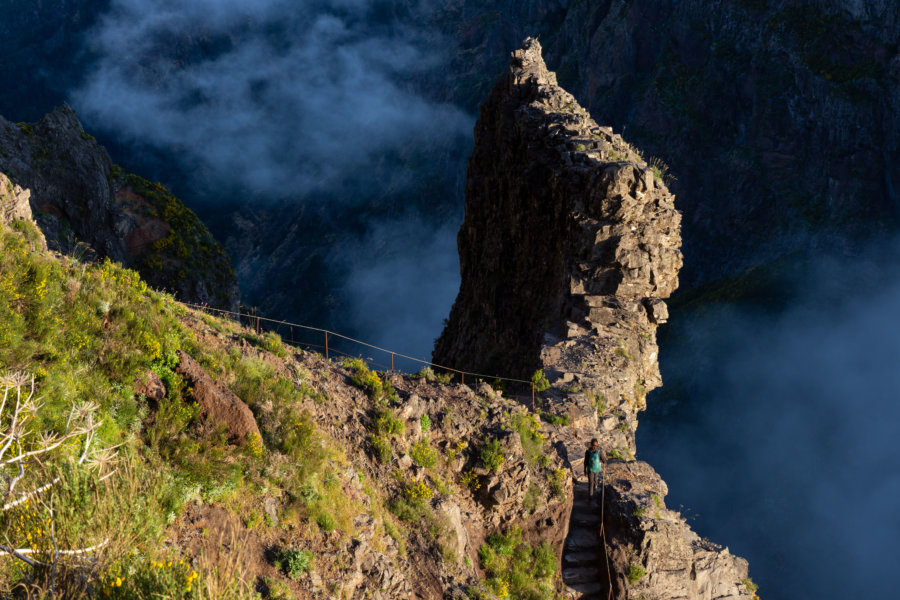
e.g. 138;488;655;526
477;526;557;600
480;437;505;472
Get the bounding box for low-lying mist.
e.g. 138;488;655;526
74;0;470;198
639;243;900;600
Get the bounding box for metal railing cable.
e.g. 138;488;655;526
182;302;536;393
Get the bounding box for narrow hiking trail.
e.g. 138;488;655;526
563;478;609;599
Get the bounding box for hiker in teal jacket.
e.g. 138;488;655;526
584;438;603;505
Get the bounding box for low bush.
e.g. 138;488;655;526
371;408;405;438
626;564;646;583
276;548;314;579
370;434;392;463
410;438;439;469
530;369;550;393
480;438;505;472
477;526;557;600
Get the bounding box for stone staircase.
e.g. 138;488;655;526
562;478;610;600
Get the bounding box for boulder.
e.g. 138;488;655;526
175;350;260;442
134;370;166;404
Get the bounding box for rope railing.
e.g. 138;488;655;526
182;301;539;407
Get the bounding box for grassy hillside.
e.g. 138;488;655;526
0;219;569;599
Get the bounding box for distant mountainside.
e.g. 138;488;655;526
0;105;239;309
431;0;900;286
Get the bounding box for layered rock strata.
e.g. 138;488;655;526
436;39;752;599
0;106;238;310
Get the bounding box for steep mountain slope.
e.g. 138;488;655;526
0;206;579;598
437;39;754;599
0;105;239;309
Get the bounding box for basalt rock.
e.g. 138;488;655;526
0;106;238;310
436;39;752;599
175;350;261;443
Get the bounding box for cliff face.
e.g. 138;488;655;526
437;39;753;600
434;0;900;286
0;105;239;310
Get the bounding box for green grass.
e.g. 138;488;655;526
0;222;372;594
477;526;557;600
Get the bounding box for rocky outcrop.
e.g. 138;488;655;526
0;172;33;224
175;351;261;442
436;39;751;599
0;106;238;310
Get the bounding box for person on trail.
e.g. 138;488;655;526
584;438;603;505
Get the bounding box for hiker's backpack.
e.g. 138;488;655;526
588;450;602;473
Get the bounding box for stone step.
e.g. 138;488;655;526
565;581;607;596
562;566;600;585
564;528;600;552
573;511;602;526
563;551;601;567
572;499;602;513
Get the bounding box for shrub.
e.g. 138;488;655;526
512;413;545;465
477;527;557;600
548;469;566;500
530;369;550;393
344;358;384;400
412;366;436;381
480;438;505;472
370;434;392;463
402;480;433;506
98;555;200;599
276;548;314;580
541;412;570;426
316;512;336;533
522;484;543;513
371;408;405;438
410;438;439;469
626;564;646;583
420;413;431;432
460;469;481;492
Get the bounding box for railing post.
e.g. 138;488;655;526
391;353;394;372
532;382;535;411
325;331;329;360
256;315;260;334
462;372;465;385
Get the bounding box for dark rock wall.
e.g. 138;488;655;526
433;0;900;286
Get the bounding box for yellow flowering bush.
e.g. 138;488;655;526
98;556;200;599
460;469;481;492
402;479;433;505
